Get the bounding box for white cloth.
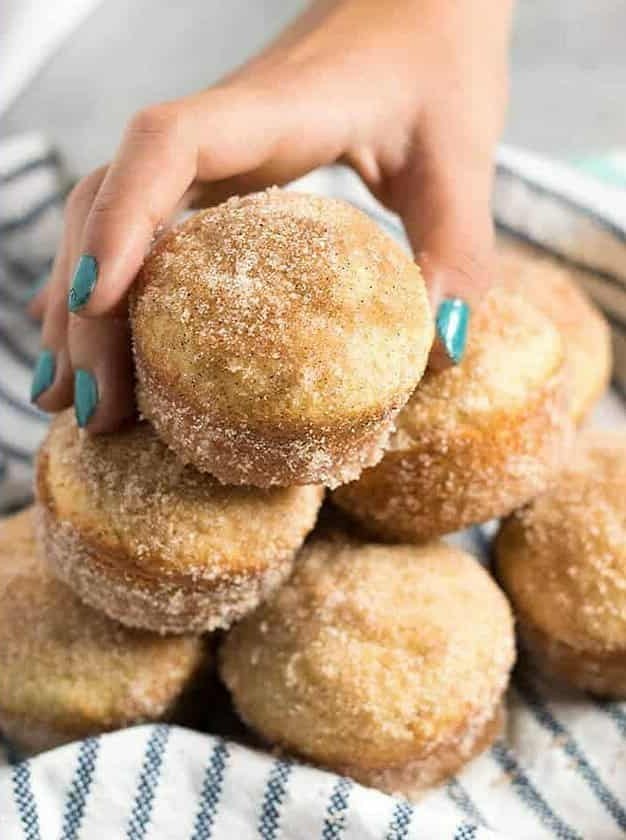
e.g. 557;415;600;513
0;135;625;839
0;0;102;114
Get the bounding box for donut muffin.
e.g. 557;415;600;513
0;509;209;753
36;411;323;634
332;288;572;541
220;537;515;797
131;189;434;488
498;234;612;422
495;431;626;698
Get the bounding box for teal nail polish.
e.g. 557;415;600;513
68;255;98;312
31;350;55;401
74;369;98;427
25;273;48;302
436;298;470;365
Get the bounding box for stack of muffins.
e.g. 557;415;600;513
1;189;624;799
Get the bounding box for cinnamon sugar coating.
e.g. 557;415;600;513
495;431;626;698
36;411;323;634
0;509;209;753
497;234;612;423
332;288;573;541
131;189;434;488
220;537;515;796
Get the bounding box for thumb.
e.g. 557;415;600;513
397;137;496;371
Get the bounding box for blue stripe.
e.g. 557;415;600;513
0;326;39;369
516;671;626;831
321;776;352;840
593;700;626;738
190;740;229;840
0;380;48;422
126;725;170;840
0;283;35;310
453;823;478;840
2;254;44;284
0;190;65;234
446;779;487;827
384;799;413;840
12;761;41;840
258;758;293;840
60;737;100;840
0;439;34;463
0;153;59;184
490;741;581;840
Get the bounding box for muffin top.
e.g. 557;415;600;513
131;189;433;433
0;509;206;736
497;234;611;422
37;411;323;578
496;431;626;651
392;287;564;446
221;537;514;770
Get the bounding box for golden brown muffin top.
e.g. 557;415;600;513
497;235;612;422
131;189;433;432
38;411;323;577
220;538;514;771
496;431;626;652
392;287;564;445
0;509;206;735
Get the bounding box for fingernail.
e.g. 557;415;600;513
435;298;470;365
68;255;98;312
31;350;56;401
74;369;98;427
25;273;48;302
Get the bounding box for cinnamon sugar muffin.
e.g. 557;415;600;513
220;537;515;797
498;235;612;422
36;411;323;634
0;509;209;753
332;288;572;542
131;189;434;488
495;431;626;698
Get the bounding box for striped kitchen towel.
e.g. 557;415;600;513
0;134;625;839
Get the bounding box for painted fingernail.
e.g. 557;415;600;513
74;369;98;427
68;255;98;312
435;298;470;365
25;273;48;302
31;350;56;401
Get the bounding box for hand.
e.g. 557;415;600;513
29;0;513;432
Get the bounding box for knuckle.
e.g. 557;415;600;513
126;102;184;143
89;188;118;221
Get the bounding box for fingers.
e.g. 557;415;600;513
66;102;197;317
396;122;496;371
70;76;352;318
26;281;50;321
67;89;277;317
31;169;106;412
67;315;134;433
32;271;73;411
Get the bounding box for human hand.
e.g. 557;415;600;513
30;0;513;431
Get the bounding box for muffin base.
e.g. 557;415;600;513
518;618;626;700
36;504;296;635
135;357;405;489
337;702;505;799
